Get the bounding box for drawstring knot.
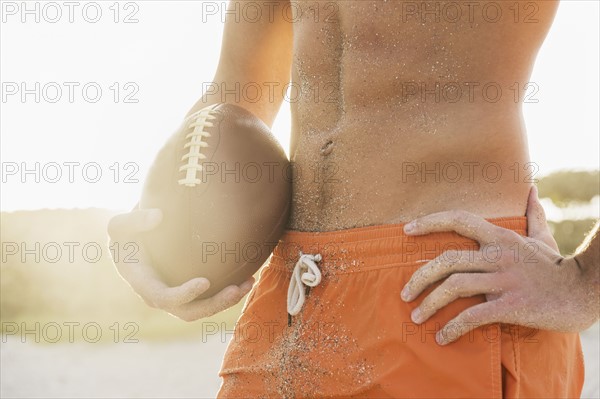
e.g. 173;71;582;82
287;252;322;316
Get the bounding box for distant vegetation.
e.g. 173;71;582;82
539;170;599;255
537;170;599;206
549;219;598;256
1;170;598;341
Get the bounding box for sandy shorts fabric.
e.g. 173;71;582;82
218;217;584;398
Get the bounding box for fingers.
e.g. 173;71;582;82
107;209;164;285
436;300;506;345
106;206;257;322
525;186;560;252
410;273;501;324
173;277;256;322
152;278;212;308
133;274;256;322
107;208;161;281
526;186;546;230
210;277;255;307
107;208;162;239
402;250;494;301
404;210;511;244
239;276;256;293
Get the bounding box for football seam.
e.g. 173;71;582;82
178;103;220;187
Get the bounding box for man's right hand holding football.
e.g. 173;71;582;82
107;208;255;321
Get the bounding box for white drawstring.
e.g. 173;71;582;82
287;252;322;316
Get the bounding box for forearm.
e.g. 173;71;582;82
188;71;288;128
187;0;293;127
573;221;599;272
569;221;600;323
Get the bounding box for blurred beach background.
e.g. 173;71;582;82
1;1;599;398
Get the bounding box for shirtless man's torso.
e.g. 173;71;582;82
288;0;558;231
191;0;559;232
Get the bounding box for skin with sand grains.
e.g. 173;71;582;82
107;0;598;337
402;186;599;344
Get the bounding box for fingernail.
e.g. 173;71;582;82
224;288;238;301
411;308;422;324
436;331;447;345
404;222;416;233
198;278;210;290
401;286;410;301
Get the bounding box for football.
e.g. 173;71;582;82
139;103;291;299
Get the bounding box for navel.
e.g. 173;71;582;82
320;140;335;156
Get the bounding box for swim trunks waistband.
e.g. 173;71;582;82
271;217;527;274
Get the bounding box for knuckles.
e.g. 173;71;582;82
497;228;521;244
442;250;464;265
450;210;472;226
444;273;465;289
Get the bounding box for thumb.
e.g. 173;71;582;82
526;186;547;233
526;186;559;251
108;208;163;239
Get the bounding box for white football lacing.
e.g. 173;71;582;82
178;104;219;187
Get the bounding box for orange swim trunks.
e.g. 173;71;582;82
218;217;584;398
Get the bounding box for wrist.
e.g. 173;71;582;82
566;255;600;327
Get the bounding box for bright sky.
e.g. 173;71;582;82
1;0;598;212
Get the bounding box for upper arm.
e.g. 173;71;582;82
198;0;293;127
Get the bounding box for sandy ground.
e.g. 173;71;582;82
1;323;598;399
